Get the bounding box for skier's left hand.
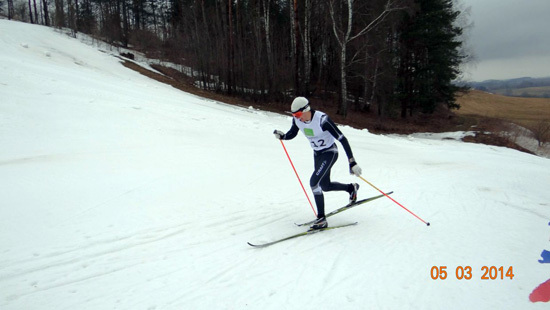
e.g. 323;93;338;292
349;158;362;176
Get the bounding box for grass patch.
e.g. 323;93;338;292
455;90;550;131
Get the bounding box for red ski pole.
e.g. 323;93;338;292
279;140;317;216
358;175;430;226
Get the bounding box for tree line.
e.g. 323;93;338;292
2;0;469;118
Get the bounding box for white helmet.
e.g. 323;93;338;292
291;97;310;113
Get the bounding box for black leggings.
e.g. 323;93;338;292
310;146;351;218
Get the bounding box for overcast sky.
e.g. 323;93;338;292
458;0;550;81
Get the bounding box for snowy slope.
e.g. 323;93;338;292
1;20;550;310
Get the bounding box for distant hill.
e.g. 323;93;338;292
465;77;550;98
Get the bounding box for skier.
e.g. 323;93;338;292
274;97;363;230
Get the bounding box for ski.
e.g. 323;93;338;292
247;222;358;248
295;191;393;227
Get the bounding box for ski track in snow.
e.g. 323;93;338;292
1;20;550;309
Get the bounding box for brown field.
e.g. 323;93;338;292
455;90;550;130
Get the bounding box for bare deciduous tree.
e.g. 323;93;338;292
534;120;550;147
27;0;34;23
7;0;15;19
24;0;468;121
42;0;50;26
54;0;65;27
329;0;400;117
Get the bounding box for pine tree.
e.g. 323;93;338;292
397;0;466;117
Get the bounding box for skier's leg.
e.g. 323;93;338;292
317;151;351;193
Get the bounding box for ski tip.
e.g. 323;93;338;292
248;242;267;248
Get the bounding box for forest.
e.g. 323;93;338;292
2;0;469;119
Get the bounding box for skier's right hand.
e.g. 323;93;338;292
273;130;285;140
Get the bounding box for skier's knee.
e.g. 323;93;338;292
311;184;323;195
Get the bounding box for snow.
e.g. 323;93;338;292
1;20;550;309
405;131;476;141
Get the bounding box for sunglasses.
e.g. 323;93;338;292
292;104;310;118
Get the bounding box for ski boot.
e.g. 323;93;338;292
309;216;328;230
349;183;360;204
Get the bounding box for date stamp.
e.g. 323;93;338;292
430;266;514;280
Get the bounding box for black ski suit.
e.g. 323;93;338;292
280;110;355;217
